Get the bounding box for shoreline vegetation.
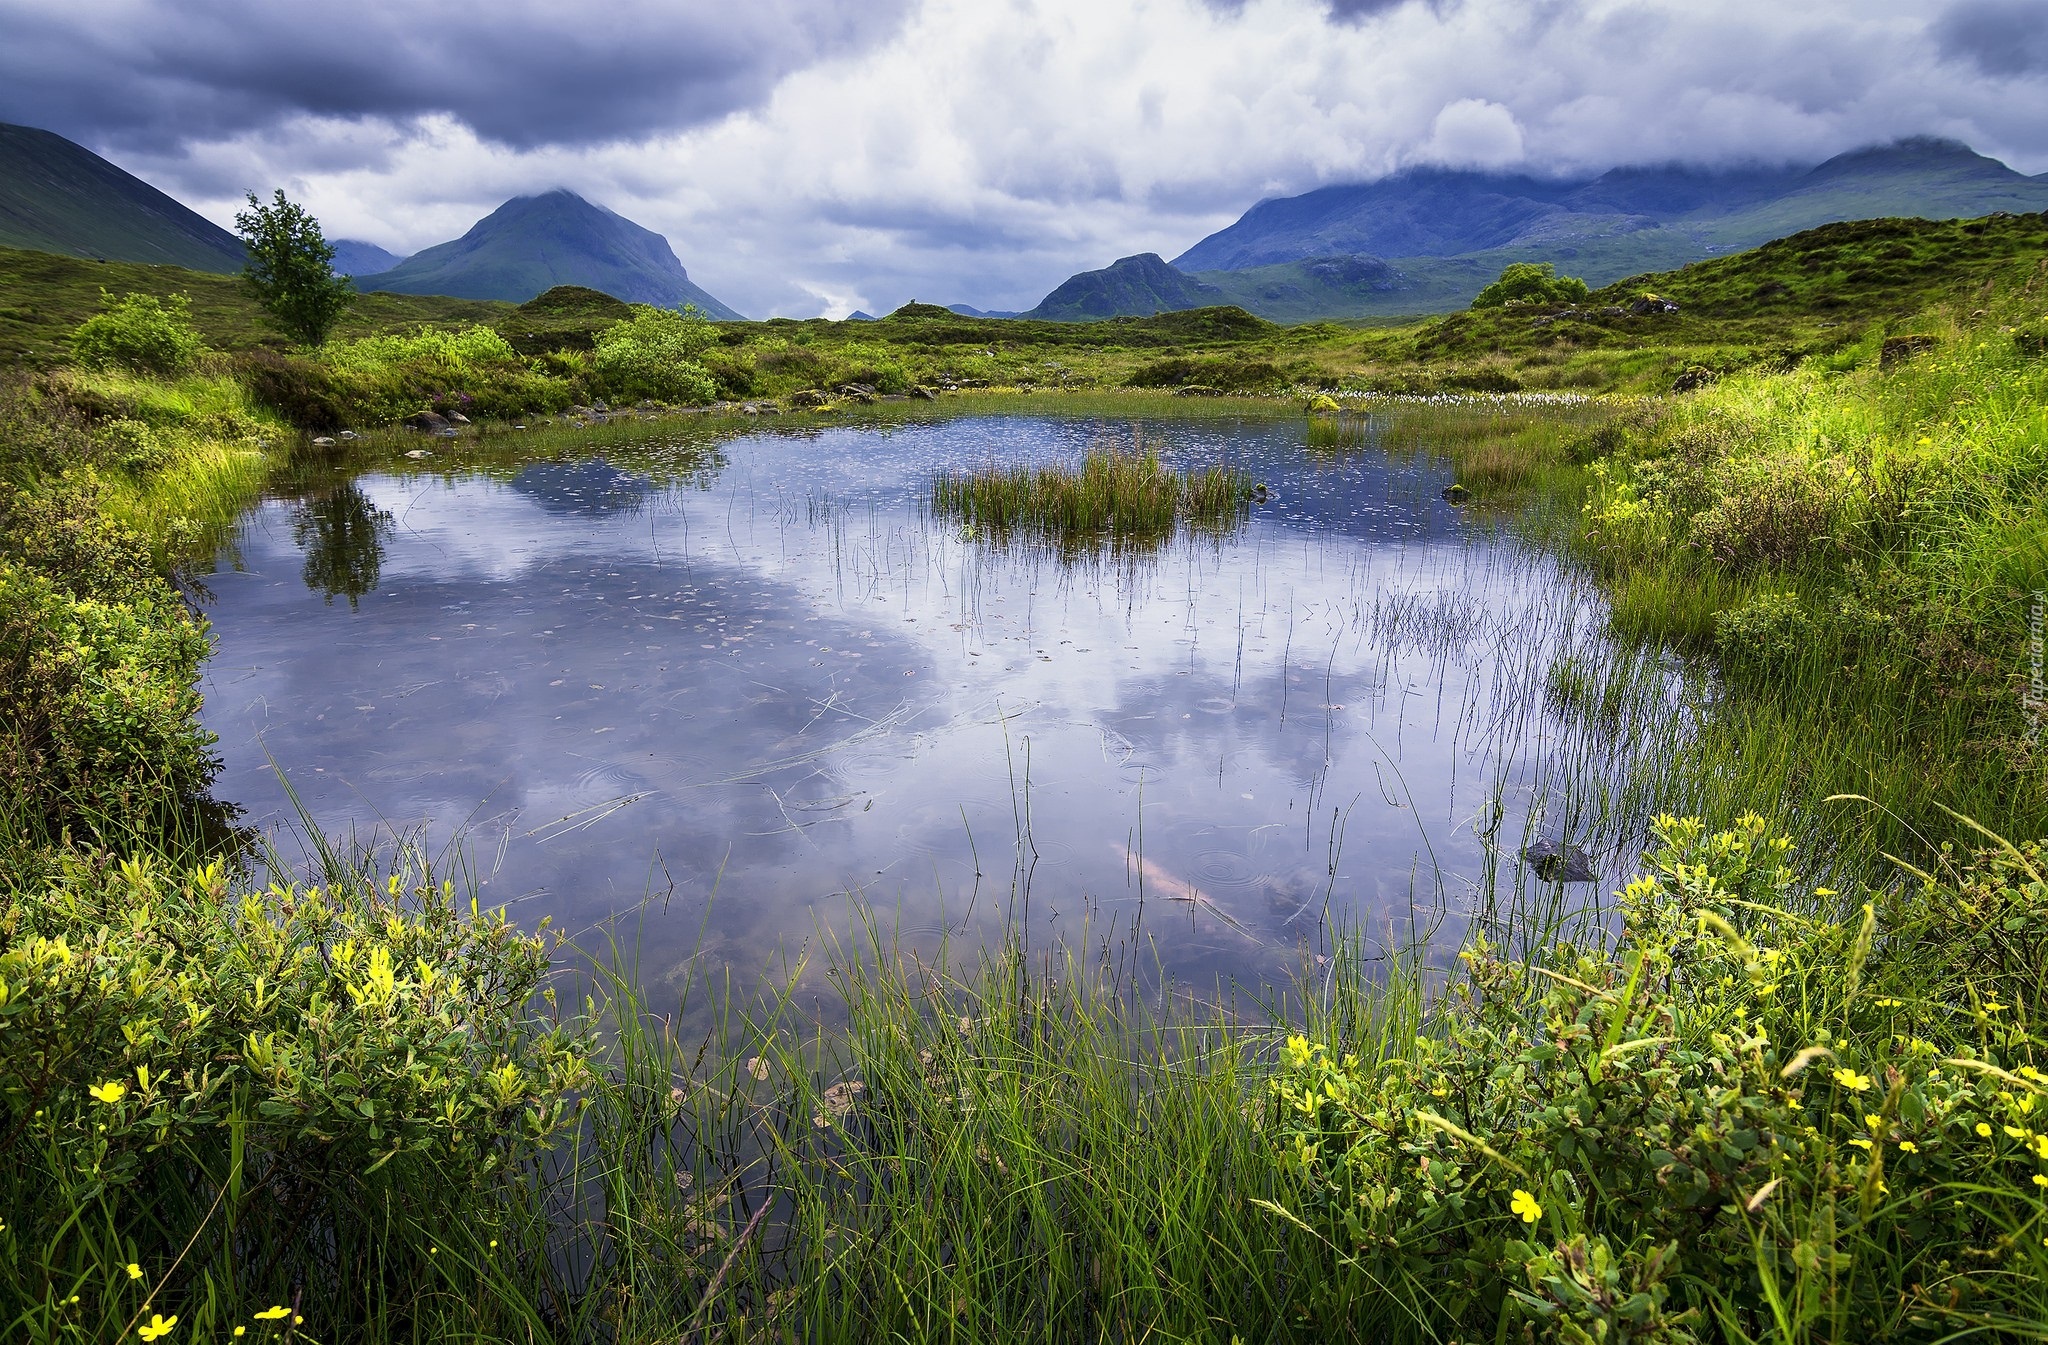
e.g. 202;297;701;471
2;211;2046;1340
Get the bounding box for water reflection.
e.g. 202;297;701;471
290;482;392;610
201;414;1680;1010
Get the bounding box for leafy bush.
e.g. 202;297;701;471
1124;355;1287;392
1268;814;2048;1342
591;306;719;404
1714;590;1816;667
315;325;571;425
68;292;203;376
236;350;349;430
1473;262;1592;309
0;848;594;1339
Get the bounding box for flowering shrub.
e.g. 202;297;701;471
0;848;593;1337
1268;815;2048;1342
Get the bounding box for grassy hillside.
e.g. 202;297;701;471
0;122;246;272
0;245;512;363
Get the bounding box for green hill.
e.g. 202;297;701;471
0;245;510;364
356;191;744;318
1021;253;1227;320
0;122;246;272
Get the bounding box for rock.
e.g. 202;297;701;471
909;385;938;401
404;448;431;459
1671;365;1718;393
1441;483;1470;504
591;401;610;413
1174;385;1224;397
310;436;337;447
1880;334;1937;369
566;405;593;418
513;424;528;430
837;383;876;404
336;430;359;441
1307;393;1341;414
434;427;458;439
1629;294;1679;316
1600;305;1629;318
446;412;472;426
739;401;782;416
1522;839;1596;883
404;410;451;432
791;389;831;409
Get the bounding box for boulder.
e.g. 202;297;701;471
909;385;938;401
310;436;337;447
1671;366;1718;393
404;448;431;460
446;411;472;426
404;410;451;432
791;389;831;409
1307;393;1341;414
1629;295;1679;316
1441;483;1470;504
1522;839;1595;883
336;430;360;441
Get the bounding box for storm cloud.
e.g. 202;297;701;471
4;0;2042;318
0;0;915;151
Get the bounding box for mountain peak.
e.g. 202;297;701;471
1023;253;1225;321
357;190;743;317
0;122;246;271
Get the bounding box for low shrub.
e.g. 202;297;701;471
1473;262;1591;310
69;291;203;377
0;847;594;1340
237;350;349;430
1269;814;2048;1342
318;325;572;425
590;306;719;405
1714;589;1816;667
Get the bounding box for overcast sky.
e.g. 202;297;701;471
4;0;2043;317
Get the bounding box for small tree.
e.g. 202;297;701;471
235;189;354;346
1471;262;1590;309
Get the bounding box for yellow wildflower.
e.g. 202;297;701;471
253;1307;290;1321
125;1263;142;1280
1978;1123;1994;1137
1510;1189;1543;1224
1898;1141;1918;1153
137;1314;177;1341
89;1081;128;1105
1833;1068;1873;1092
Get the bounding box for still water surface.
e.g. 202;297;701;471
200;412;1652;1001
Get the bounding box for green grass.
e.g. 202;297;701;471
930;440;1253;550
0;245;512;364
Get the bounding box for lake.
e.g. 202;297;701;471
199;409;1671;1006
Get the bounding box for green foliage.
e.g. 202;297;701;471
304;325;571;426
590;305;719;404
0;847;593;1340
930;443;1252;551
1714;590;1815;667
234;190;355;347
1268;814;2048;1342
1473;262;1592;309
67;292;202;376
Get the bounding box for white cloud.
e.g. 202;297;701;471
43;0;2048;318
1420;99;1525;169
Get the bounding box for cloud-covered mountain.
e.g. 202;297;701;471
354;191;744;317
1022;253;1225;321
329;239;406;277
0;121;244;271
1175;138;2048;273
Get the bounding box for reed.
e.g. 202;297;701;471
930;439;1253;548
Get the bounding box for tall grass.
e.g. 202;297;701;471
930;439;1252;549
